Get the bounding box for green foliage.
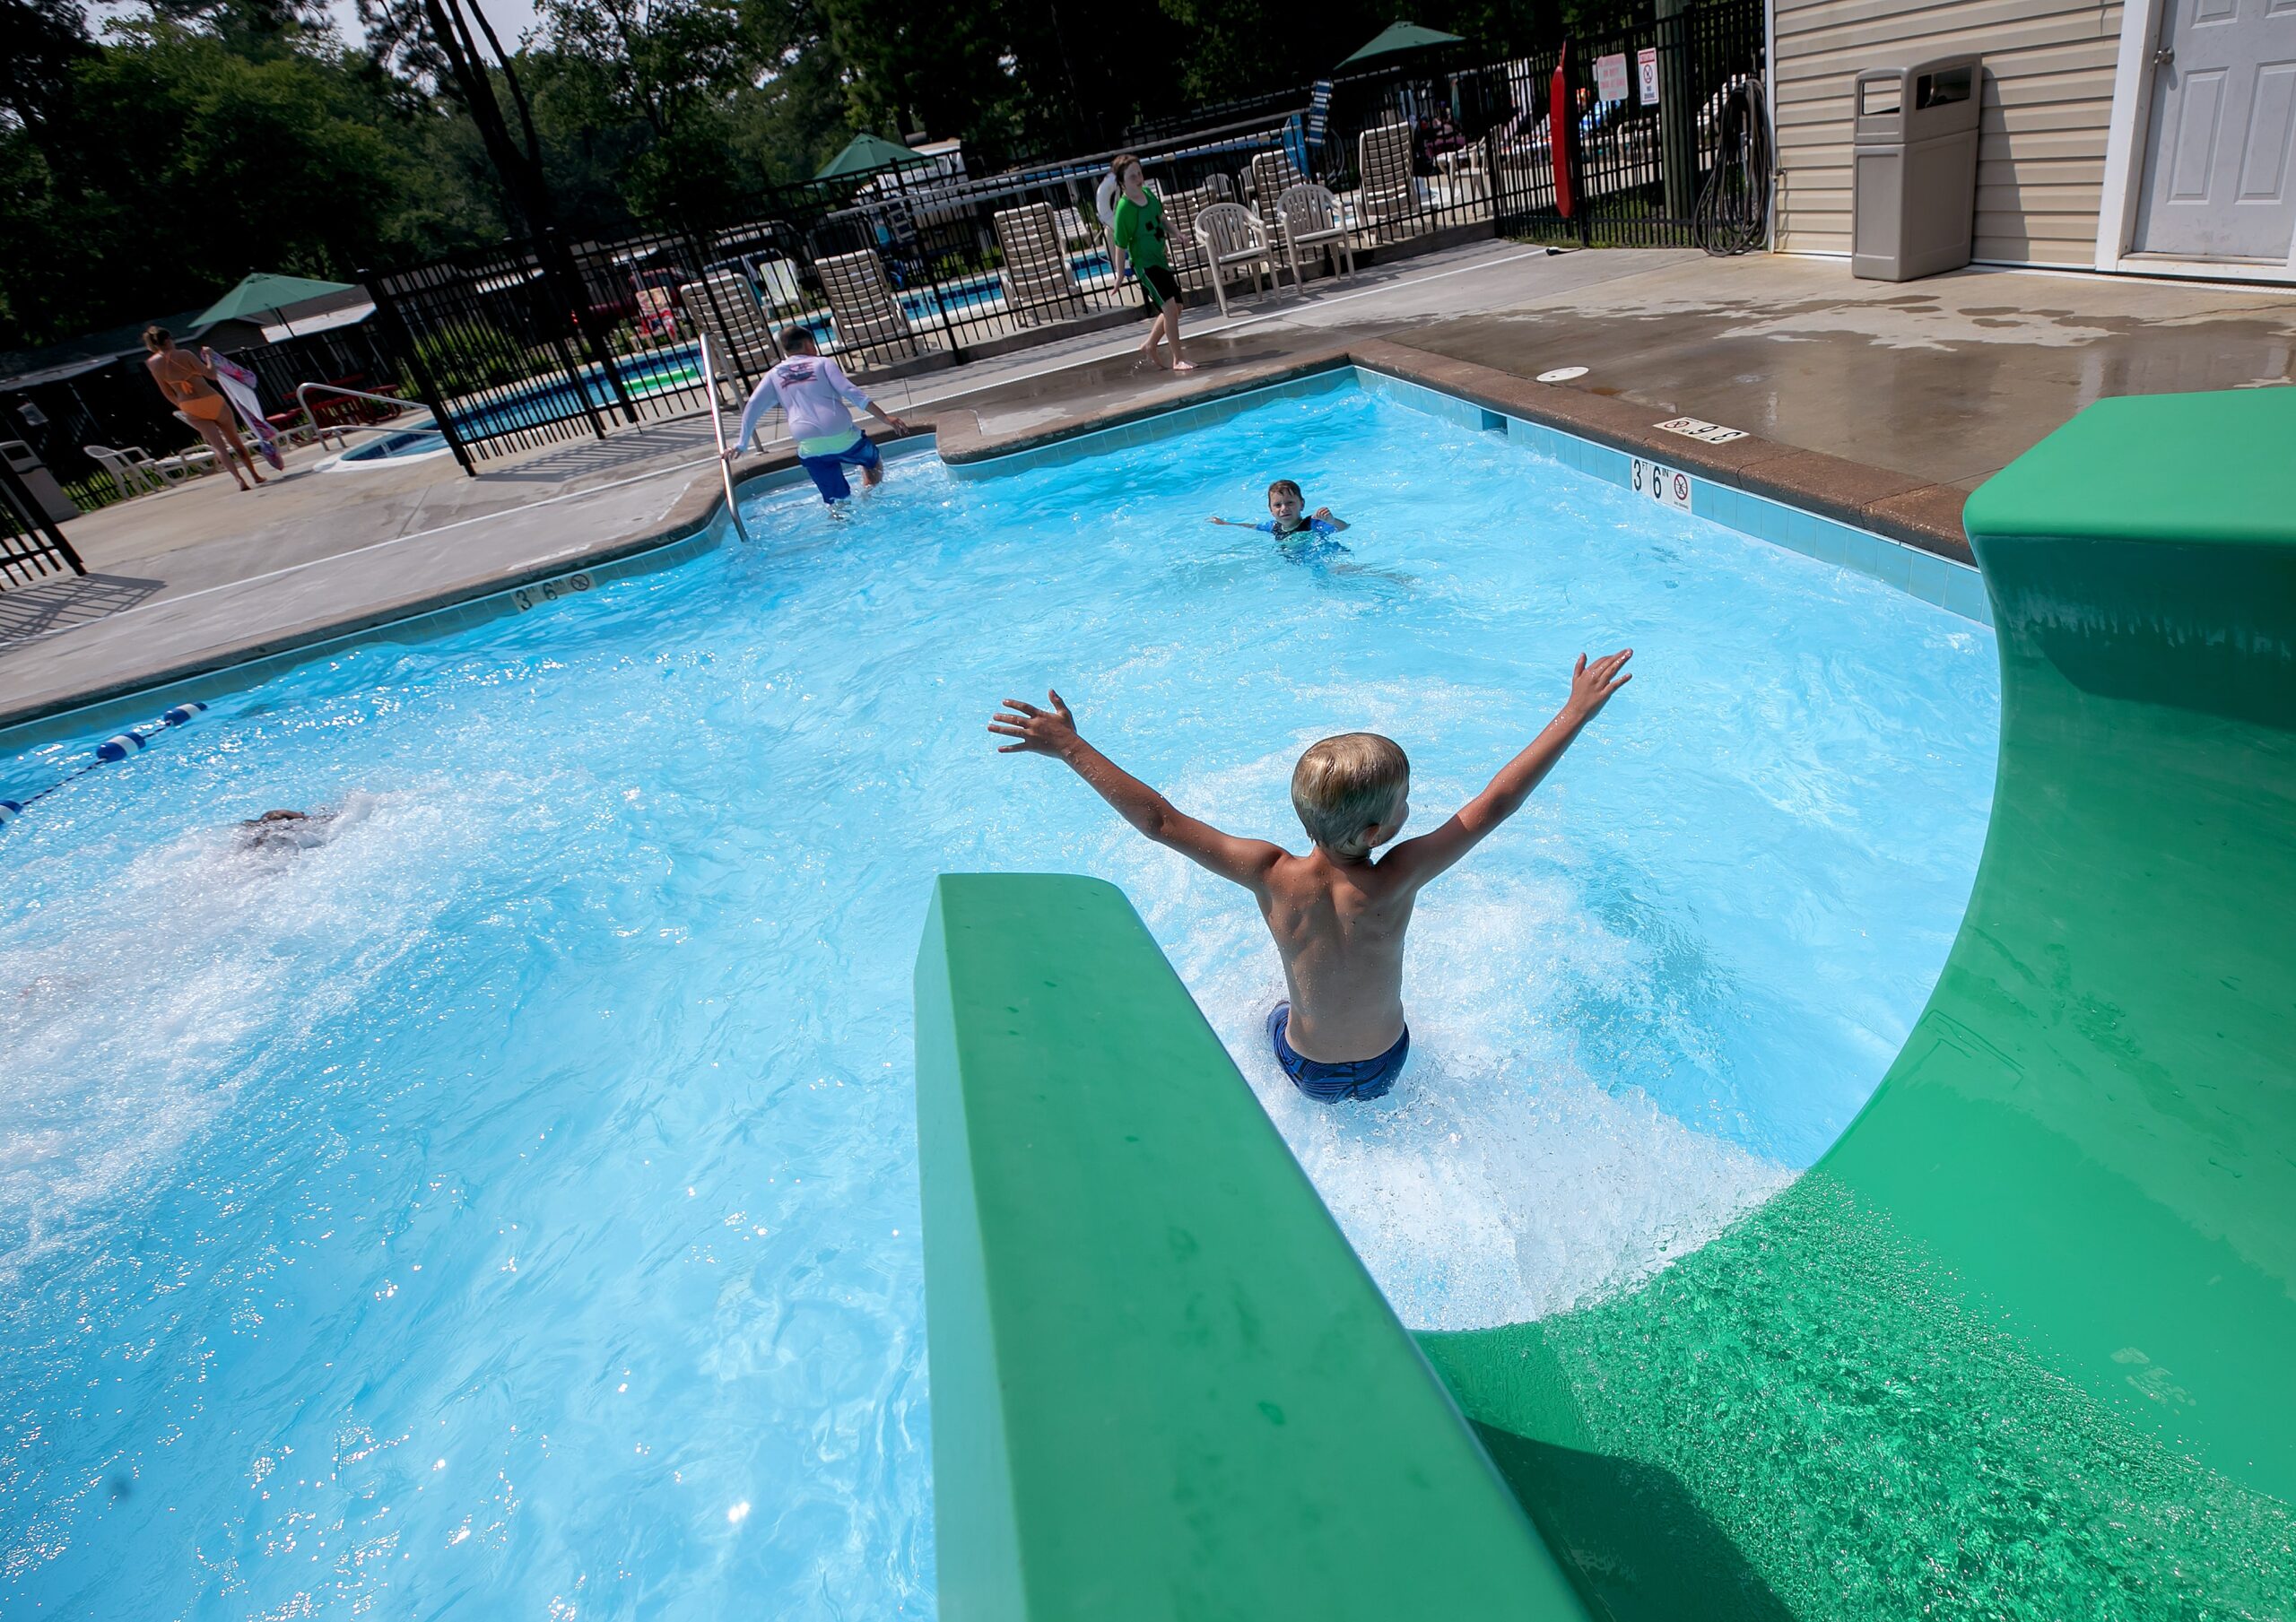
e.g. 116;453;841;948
406;317;537;393
1;0;1667;351
0;13;500;348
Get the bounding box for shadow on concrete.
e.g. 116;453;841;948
480;422;716;485
0;574;167;646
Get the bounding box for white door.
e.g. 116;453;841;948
2131;0;2296;260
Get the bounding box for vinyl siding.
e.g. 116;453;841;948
1772;0;2126;265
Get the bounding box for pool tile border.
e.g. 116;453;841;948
4;339;1990;760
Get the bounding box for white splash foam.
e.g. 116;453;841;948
0;787;470;1285
1116;830;1794;1333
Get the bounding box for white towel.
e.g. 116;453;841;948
208;351;284;471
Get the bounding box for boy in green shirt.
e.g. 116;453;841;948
1109;154;1195;373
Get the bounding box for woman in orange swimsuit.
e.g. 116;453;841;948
143;325;265;490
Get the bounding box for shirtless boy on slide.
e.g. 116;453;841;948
989;648;1634;1102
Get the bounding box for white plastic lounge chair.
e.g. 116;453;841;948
1193;202;1278;317
993;203;1088;328
1248;150;1307;211
1274;183;1356;289
86;443;203;499
814;249;920;365
752;256;804;314
160;421;220;479
1160;186;1216;292
1357;123;1424;244
681;268;780;396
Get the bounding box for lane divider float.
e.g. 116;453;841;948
0;702;207;829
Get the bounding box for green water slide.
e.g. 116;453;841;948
914;391;2294;1618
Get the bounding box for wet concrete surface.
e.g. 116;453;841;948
9;240;2294;729
1391;254;2296;488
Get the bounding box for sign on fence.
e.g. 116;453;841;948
1637;47;1661;105
1596;53;1631;103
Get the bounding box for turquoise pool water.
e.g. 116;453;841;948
0;378;1998;1617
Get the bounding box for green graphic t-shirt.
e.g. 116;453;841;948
1111;189;1170;273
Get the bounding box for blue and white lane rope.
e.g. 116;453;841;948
0;702;207;828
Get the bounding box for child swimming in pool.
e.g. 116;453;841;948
727;327;909;505
989;648;1634;1102
1210;480;1350;552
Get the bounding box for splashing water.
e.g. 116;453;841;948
0;381;1996;1615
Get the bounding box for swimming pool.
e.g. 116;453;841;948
340;348;707;462
0;375;1998;1616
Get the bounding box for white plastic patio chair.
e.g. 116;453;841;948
1274;183;1356;289
1193;202;1278;317
86;443;200;499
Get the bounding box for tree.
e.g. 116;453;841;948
530;0;750;219
0;0;99;129
0;12;484;349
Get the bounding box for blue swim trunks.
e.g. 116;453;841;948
797;430;881;502
1266;1002;1410;1102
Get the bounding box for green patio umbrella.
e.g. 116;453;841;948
193;271;360;331
1337;21;1464;67
815;132;935;181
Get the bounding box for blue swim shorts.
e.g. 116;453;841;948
1266;1002;1410;1103
798;432;882;502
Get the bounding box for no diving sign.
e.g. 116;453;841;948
1631;456;1693;512
1656;415;1749;445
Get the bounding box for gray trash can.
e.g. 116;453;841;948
1;438;82;524
1851;56;1980;282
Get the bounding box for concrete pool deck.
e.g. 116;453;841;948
4;241;2292;737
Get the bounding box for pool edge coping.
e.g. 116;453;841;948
1;342;1977;756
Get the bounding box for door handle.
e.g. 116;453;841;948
2154;46;2174;65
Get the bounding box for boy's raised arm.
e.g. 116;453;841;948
990;690;1284;892
1381;649;1633;889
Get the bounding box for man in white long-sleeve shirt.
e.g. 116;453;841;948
730;327;909;504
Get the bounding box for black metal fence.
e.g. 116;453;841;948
0;451;86;590
1486;0;1767;246
10;0;1763;482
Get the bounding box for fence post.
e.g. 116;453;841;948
0;452;87;579
546;227;640;427
1656;0;1700;222
362;267;477;479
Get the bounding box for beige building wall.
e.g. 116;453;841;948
1772;0;2126;266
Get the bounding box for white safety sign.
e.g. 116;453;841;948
1596;53;1630;103
1631;457;1694;511
1638;48;1660;106
1655;415;1749;445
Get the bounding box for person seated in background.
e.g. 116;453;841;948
987;648;1635;1103
1210;479;1351;558
727;327;910;506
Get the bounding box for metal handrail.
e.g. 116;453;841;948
698;333;753;543
292;380;435;447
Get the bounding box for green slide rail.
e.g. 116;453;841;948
915;872;1588;1620
914;391;2294;1618
1425;388;2296;1618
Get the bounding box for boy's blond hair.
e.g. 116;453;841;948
1292;733;1408;849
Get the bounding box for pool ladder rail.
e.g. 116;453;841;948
699;333;754;544
291;381;440;454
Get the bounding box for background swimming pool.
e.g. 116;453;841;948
0;380;1998;1618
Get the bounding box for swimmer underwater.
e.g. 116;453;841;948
989;648;1634;1101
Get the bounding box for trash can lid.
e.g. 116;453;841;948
1965;388;2296;547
